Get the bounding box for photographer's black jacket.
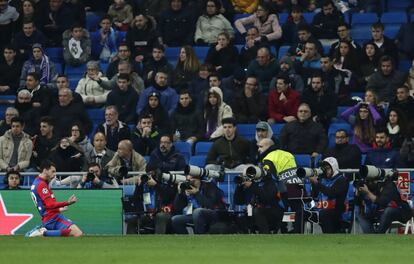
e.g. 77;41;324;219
234;178;282;209
173;182;226;214
133;182;177;212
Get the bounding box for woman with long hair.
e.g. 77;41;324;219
172;45;200;91
386;108;406;149
359;42;382;86
332;40;360;74
341;102;382;153
205;32;239;78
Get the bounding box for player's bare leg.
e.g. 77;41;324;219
69;224;83;237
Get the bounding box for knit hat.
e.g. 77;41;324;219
32;43;44;52
148;91;161;99
256;121;269;131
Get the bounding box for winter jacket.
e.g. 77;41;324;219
268;88;300;123
206;134;251;169
136;85;179;117
0;130;33;171
159;7;195;46
75;72;109;104
232;89;267;123
106;86;139;124
323;143;362;169
62;28;91;66
234;13;282;41
194;14;234;44
96;121;131;151
171;102;203;140
205;44;239;77
203;87;233;139
366;70;406;103
147;146;187;173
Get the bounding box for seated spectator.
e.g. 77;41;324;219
14;89;36;135
320;55;351;105
0;107;19;136
136;71;179;117
3;171;22;190
400;123;414;167
329;23;360;57
143;44;174;85
246;46;279;93
140;91;171;134
106;139;147;185
395;19;414;60
323;129;362;169
96;105;130;152
31;116;59;171
403;61;414;97
366;55;406;103
205;32;239;78
205;117;251;171
105;43;140;79
131;114;161;156
12;20;47;60
83;132;115;170
311;0;344;41
146;134;186;172
0;0;19;49
364;88;386;120
77;162;119;189
231;0;258;14
267;75;300;124
0;44;21;94
331;40;360;76
234;1;282;45
202;86;233;139
341;102;382;153
269;56;305;95
49;137;84;173
194;0;234;45
49;88;92;138
188;64;213;108
287;24;323;60
90;15;118;62
279;103;328;157
386;109;406;149
159;0;194;47
106;73;139;124
126;14;159;63
297;40;321;77
301;73;338;130
69;122;93;155
52;74;83;104
250;121;279;162
172;45;200;91
370;22;398;63
365;129;403;168
13;0;36;31
282;5;308;45
359;42;382;87
0;117;33;172
20;43;57;88
239;27;260;69
75;61;109;107
107;0;133;31
62;23;91;67
389;85;414;122
232;76;267;124
171;90;203;145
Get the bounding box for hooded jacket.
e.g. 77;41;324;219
75;72;109;104
62;28;91;66
204;86;233;139
0;130;33;171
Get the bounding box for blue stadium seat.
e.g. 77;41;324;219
0;175;5;189
236;124;256;140
278;45;290;59
381;12;408;24
351;12;379;26
54;63;63;74
384;25;401;38
123;185;135;196
0;95;16;101
323;45;331;55
68;77;79;90
100;62;109;73
386;0;412;11
117;31;126;46
189;155;206;167
45;47;64;63
87;108;105;124
86;12;102;32
336;106;349;122
194;46;209;62
165;47;180;65
195;141;213;155
144;155;150;163
328;123;352;136
350;25;372;42
64;64;86;79
294;154;312;167
23;175;36;186
361;154;366;165
270;124;284;136
174;141;192;163
302;12;316;24
278;12;289;24
398;59;412;72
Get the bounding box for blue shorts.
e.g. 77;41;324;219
43;214;74;231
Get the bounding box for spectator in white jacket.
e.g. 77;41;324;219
75;61;109;107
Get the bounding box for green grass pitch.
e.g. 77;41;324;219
1;235;414;264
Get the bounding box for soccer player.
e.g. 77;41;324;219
26;160;83;237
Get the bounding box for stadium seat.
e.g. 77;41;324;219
165;47;180;65
68;77;79;90
384;25;401;38
144;155;150;163
117;31;127;46
193;46;209;62
23;175;36;186
45;47;64;63
294;154;312;167
323;45;331;55
65;64;86;79
361;154;366;165
189;155;206;167
174;141;191;163
270;124;284;137
336;106;349;122
194;141;213;155
0;175;5;189
386;0;412;11
278;12;288;24
398;59;412;72
100;62;109;73
328;123;352;136
236;124;256;140
87;108;105;124
54;63;63;74
233;13;250;23
381;12;408;24
350;26;372;42
351;13;379;26
302;12;316;24
86;12;102;32
278;45;290;59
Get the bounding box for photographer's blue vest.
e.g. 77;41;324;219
316;174;345;210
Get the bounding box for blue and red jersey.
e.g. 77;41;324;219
30;176;69;223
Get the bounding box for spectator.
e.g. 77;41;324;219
365;129;403;168
14;0;36;30
90;15;118;62
62;24;91;67
0;107;19;136
341;102;382;153
105;43;140;79
0;117;33;172
205;117;251;171
69;122;93;155
172;45;200;91
146;134;186;172
107;0;133;31
250;121;279;162
232;76;267;124
279;103;328;157
395;19;414;60
311;0;344;41
3;170;22;190
14;89;36;134
366;55;406;103
48;137;84;173
246;46;279;93
301;73;338;130
0;44;21;94
364;88;386;121
49;88;92;138
270;56;305;95
78;162;118;189
403;61;414;97
140;91;171;134
171;90;203;145
106;73;139;124
359;42;382;87
52;74;83;104
386;109;406;149
331;40;360;76
20;43;57;88
297;41;321;76
239;27;260;69
188;64;213;108
132;0;170;20
231;0;258;13
106;139;147;185
131;114;160;156
234;1;282;44
143;44;174;85
83;132;115;170
282;5;308;45
329;23;360;57
370;22;398;63
202;86;233;140
126;14;159;63
388;86;414;122
400;123;414;167
159;0;195;47
205;32;239;78
323;129;362;169
12;20;47;60
194;0;234;45
287;24;323;60
136;71;179;117
31;116;59;171
267;74;300;124
0;0;19;49
75;61;109;107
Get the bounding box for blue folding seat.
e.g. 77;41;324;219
302;12;315;24
45;47;64;63
87;108;105;124
117;31;127;46
54;62;63;74
351;12;379;26
387;0;412;11
64;64;86;79
270;124;284;137
294;154;312;167
381;12;408;24
236;124;256;140
328;123;352;136
174;141;192;163
86;12;102;32
278;12;288;24
278;45;290;59
193;46;210;62
194;141;213;155
189;155;206;167
164;47;180;66
100;62;109;73
398;60;411;72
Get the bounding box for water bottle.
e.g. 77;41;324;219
174;129;181;141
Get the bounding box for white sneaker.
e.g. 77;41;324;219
25;227;46;237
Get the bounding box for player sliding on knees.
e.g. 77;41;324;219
26;160;83;237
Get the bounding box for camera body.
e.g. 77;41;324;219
86;172;95;182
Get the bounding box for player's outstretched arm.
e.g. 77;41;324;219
67;195;77;205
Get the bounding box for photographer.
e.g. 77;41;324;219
77;163;118;189
171;175;226;234
307;157;348;233
356;168;412;233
